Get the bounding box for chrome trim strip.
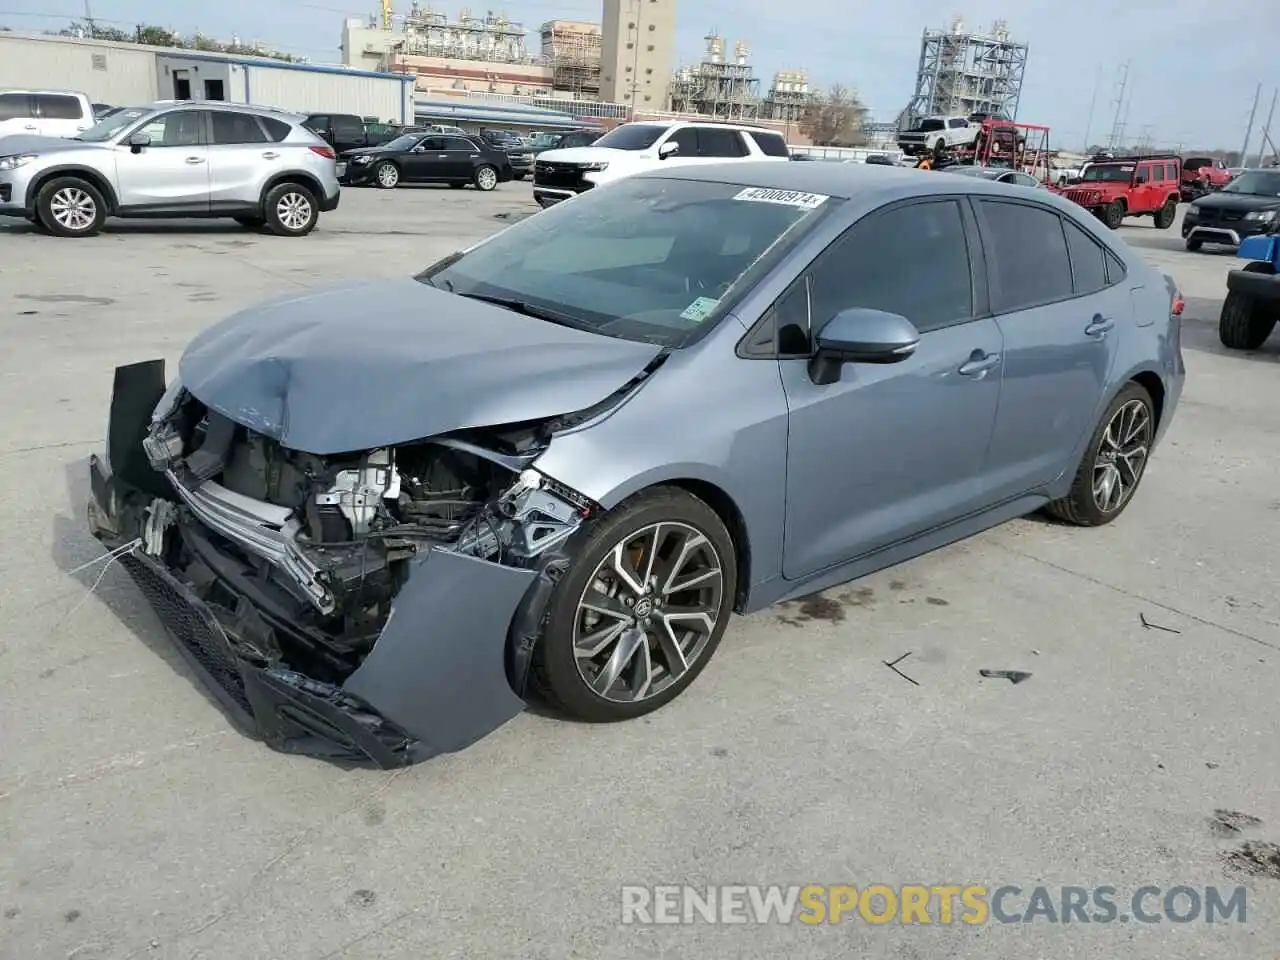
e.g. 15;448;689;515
1188;226;1242;245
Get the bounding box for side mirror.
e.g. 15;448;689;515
808;308;920;385
127;131;151;151
657;141;680;159
412;145;426;153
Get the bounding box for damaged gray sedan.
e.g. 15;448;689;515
88;163;1183;766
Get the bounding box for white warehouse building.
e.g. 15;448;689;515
0;31;417;123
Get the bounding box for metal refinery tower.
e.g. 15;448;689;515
902;17;1028;127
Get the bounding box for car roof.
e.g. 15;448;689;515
139;100;304;120
636;161;1081;209
620;119;784;136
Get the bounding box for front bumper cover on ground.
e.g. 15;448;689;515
86;361;540;768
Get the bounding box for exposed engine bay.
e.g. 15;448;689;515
135;388;596;679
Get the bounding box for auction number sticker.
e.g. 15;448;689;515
733;187;829;209
680;296;720;322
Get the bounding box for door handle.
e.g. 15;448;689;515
1085;314;1114;337
261;151;279;159
23;124;37;130
438;154;449;158
185;156;205;164
958;351;1000;376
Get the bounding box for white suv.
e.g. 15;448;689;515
532;120;790;207
0;89;94;138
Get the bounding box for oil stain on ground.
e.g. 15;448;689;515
777;586;875;627
1221;841;1280;880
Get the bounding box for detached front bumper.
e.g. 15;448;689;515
86;362;540;768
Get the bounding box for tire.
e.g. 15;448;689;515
473;164;498;191
36;176;106;237
234;215;266;229
530;486;738;722
263;182;319;237
1101;199;1125;229
1153;198;1176;229
449;182;466;189
373;161;400;189
1219;281;1277;350
934;138;946;154
1185;236;1203;252
514;172;527;181
1045;381;1156;526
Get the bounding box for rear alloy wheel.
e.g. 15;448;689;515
1153;198;1176;229
37;177;106;237
1101;199;1125;229
374;161;400;189
473;164;498;191
264;183;319;237
532;488;737;722
1046;382;1155;526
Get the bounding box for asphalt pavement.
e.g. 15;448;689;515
0;186;1277;960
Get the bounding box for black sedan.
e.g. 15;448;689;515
340;132;514;191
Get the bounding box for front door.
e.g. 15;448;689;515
779;198;1005;580
973;198;1123;498
405;136;446;181
113;109;210;212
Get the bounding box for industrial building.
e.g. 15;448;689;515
901;17;1028;128
540;20;602;100
0;30;416;122
669;36;760;119
599;0;678;109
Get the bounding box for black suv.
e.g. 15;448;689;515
1182;168;1280;252
477;129;534;180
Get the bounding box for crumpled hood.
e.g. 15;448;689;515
178;278;664;455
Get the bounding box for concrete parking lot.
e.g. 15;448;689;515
1;182;1277;960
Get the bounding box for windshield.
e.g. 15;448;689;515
74;107;149;142
416;177;833;347
912;119;945;132
530;133;560;149
592;124;668;151
1183;157;1213;170
382;133;423;151
1222;171;1280;197
1081;164;1134;182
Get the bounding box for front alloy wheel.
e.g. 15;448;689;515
573;522;724;704
531;487;737;721
375;162;399;188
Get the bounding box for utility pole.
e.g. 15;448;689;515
1106;61;1130;151
1240;82;1262;167
83;0;96;36
1081;64;1102;152
1255;87;1277;167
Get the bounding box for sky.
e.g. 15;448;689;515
3;0;1279;151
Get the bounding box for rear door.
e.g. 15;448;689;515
0;92;37;137
441;135;483;179
33;93;90;137
975;199;1124;497
205;110;275;209
694;126;750;163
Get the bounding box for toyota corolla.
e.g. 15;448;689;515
87;164;1184;767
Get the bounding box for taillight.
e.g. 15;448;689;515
309;145;336;160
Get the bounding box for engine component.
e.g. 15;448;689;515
457;469;588;561
312;449;402;538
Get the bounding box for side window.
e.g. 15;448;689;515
0;93;31;120
305;115;330;133
420;137;444;151
696;127;747;157
748;131;789;157
36;94;85;120
948;118;968;129
443;136;475;151
1166;162;1177;180
1135;165;1150;183
1105;249;1127;284
1062;218;1108;295
668;127;698;156
209;111;268;145
1151;164;1164;182
260;116;291;142
134;110;204;147
978;200;1074;311
331;116;363;142
808;200;974;335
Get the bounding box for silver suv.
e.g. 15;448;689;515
0;101;341;238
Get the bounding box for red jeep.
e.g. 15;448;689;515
1060;155;1182;230
1181;156;1232;200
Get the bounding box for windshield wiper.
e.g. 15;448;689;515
453;292;591;331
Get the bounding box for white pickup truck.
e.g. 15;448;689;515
896;115;981;157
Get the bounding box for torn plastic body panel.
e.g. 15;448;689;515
87;358;606;767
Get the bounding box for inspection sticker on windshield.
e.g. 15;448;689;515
733;187;829;209
680;297;720;322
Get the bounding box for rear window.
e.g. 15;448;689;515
35;94;85;120
261;116;292;142
914;119;945;132
748;130;790;157
1183;157;1212;170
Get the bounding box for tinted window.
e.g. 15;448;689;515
749;131;789;157
808;200;973;334
696;127;746;157
419;136;445;151
443;136;477;151
1063;219;1108;295
1105;250;1127;284
305;115;330;132
915;119;945;132
36;94;84;119
210;111;268;144
592;123;667;150
0;92;30;121
331;116;364;141
669;126;698;155
1151;165;1164;182
1166;163;1177;180
978;200;1073;311
948;118;968;129
1183;157;1212;170
261;116;291;142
